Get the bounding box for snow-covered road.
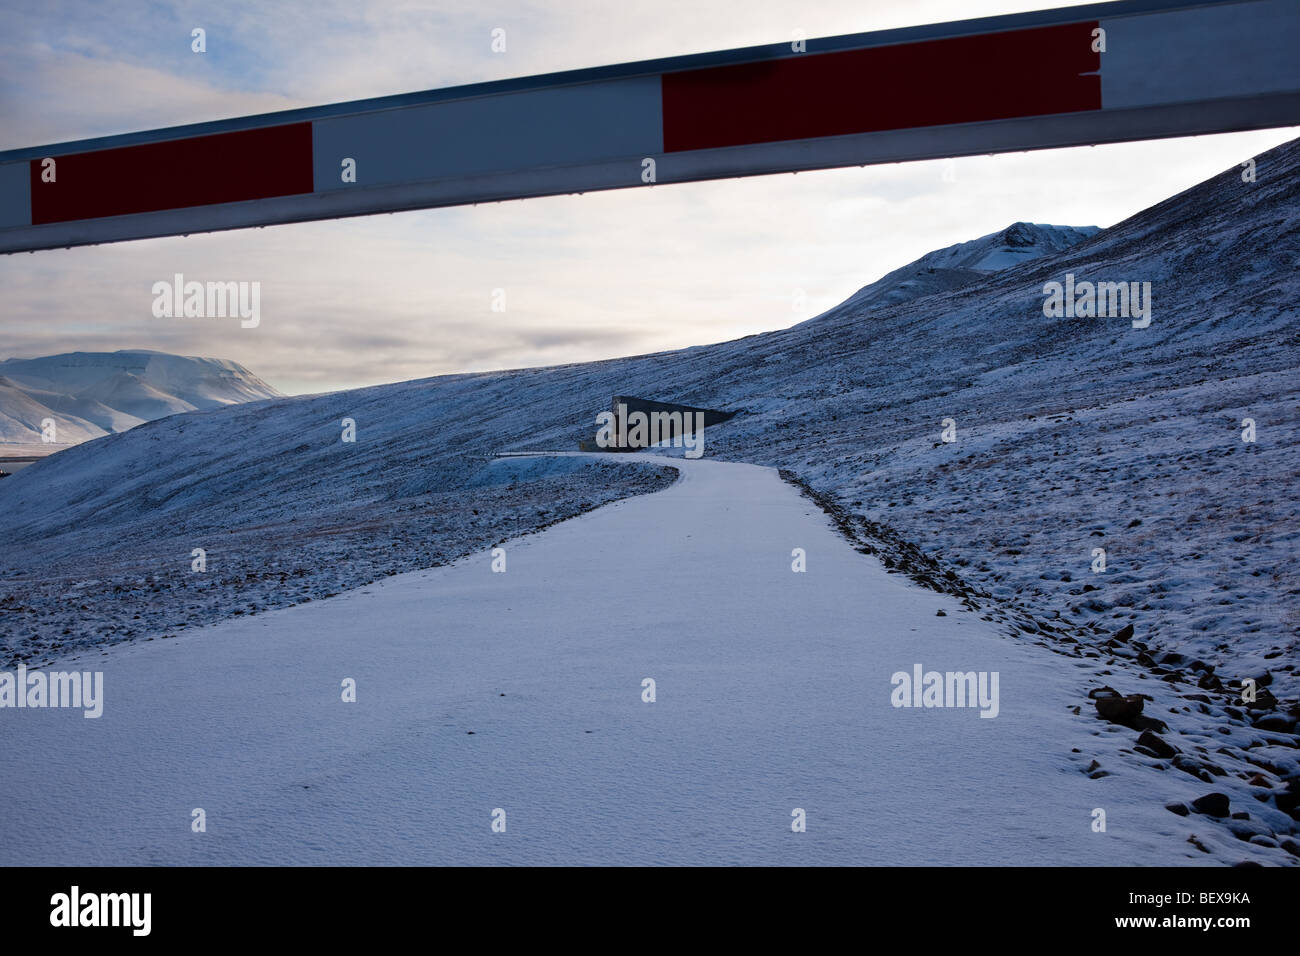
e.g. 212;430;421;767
1;455;1196;865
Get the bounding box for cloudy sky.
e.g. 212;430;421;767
1;0;1295;395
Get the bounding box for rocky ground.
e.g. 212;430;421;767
0;458;675;667
785;470;1300;864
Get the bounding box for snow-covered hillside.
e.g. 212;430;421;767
9;454;1283;866
1;137;1297;865
4;139;1296;692
0;349;281;449
805;221;1100;320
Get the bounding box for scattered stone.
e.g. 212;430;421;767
1245;688;1279;711
1190;792;1231;818
1224;817;1273;842
1165;802;1190;816
1252;712;1295;732
1137;730;1178;759
1275;787;1300;821
1132;714;1169;733
1096;694;1144;725
935;609;947;617
1197;673;1223;691
1112;623;1134;643
1172;754;1214;782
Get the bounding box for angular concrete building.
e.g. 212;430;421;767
579;395;737;453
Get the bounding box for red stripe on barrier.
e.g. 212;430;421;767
662;22;1101;153
30;123;314;225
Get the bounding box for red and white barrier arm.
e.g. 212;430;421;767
0;0;1296;253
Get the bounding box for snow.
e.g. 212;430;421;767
0;454;1235;866
0;377;107;446
0;349;280;450
2;136;1298;865
801;221;1100;321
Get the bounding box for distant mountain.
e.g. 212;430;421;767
0;350;281;450
806;221;1100;321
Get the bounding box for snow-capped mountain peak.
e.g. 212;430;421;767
0;349;281;450
808;221;1100;321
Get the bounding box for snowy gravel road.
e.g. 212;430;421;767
0;454;1223;865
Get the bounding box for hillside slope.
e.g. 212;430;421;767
2;139;1297;701
804;221;1100;320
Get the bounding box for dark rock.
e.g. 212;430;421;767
1252;713;1295;733
1275;790;1300;821
1191;792;1231;817
1137;730;1178;759
1132;714;1169;733
1165;802;1190;817
1173;754;1214;782
1244;688;1278;711
935;609;947;616
1096;694;1144;724
1088;686;1120;700
1113;623;1134;643
1225;817;1272;842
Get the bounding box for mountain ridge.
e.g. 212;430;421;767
802;221;1101;322
0;349;282;448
